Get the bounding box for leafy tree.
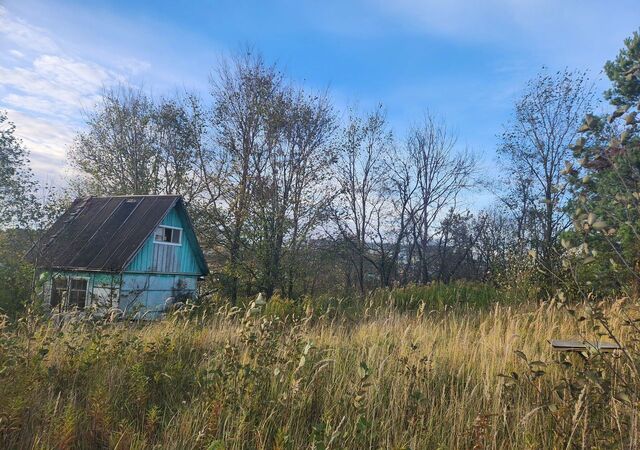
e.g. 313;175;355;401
0;229;35;316
604;31;640;107
435;209;488;282
0;111;49;315
254;85;336;298
565;30;640;296
0;110;38;229
199;51;336;302
198;52;285;303
69;86;205;201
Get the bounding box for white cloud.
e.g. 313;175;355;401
0;55;116;116
2;93;67;115
0;6;150;185
9;49;25;59
371;0;548;40
112;56;152;76
4;109;74;181
0;6;58;53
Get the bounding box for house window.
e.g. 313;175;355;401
51;277;67;309
68;278;88;308
154;226;182;245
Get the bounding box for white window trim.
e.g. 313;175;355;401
154;225;183;246
69;276;90;308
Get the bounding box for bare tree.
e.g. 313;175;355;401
407;114;477;283
498;69;594;269
332;106;391;295
368;146;419;287
473;208;516;280
498;170;540;252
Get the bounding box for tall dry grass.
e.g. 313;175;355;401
0;292;636;449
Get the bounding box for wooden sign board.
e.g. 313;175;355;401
550;339;621;353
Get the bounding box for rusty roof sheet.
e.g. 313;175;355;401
27;195;183;272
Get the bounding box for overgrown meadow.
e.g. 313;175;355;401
2;283;639;450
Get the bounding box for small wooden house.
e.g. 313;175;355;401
26;195;209;318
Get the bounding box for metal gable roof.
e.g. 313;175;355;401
26;195;208;274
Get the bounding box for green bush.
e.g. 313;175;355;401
263;293;301;318
368;281;501;311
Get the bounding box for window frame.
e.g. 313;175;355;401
50;275;90;310
68;277;89;309
51;276;68;310
153;225;183;246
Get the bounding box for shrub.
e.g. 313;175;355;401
263;293;301;319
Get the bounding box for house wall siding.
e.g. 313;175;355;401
42;269;197;318
120;205;202;317
125;208;201;275
119;273;197;318
41;271;121;310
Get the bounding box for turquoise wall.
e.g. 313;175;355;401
125;207;203;275
121;205;203;317
42;270;197;318
42;271;121;309
119;273;198;318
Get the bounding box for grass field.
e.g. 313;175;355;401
0;285;637;449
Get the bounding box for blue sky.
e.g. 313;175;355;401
1;0;639;200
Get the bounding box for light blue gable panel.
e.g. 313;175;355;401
161;208;201;273
161;208;182;227
126;236;154;272
125;207;202;275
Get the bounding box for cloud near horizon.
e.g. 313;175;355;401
0;6;149;184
